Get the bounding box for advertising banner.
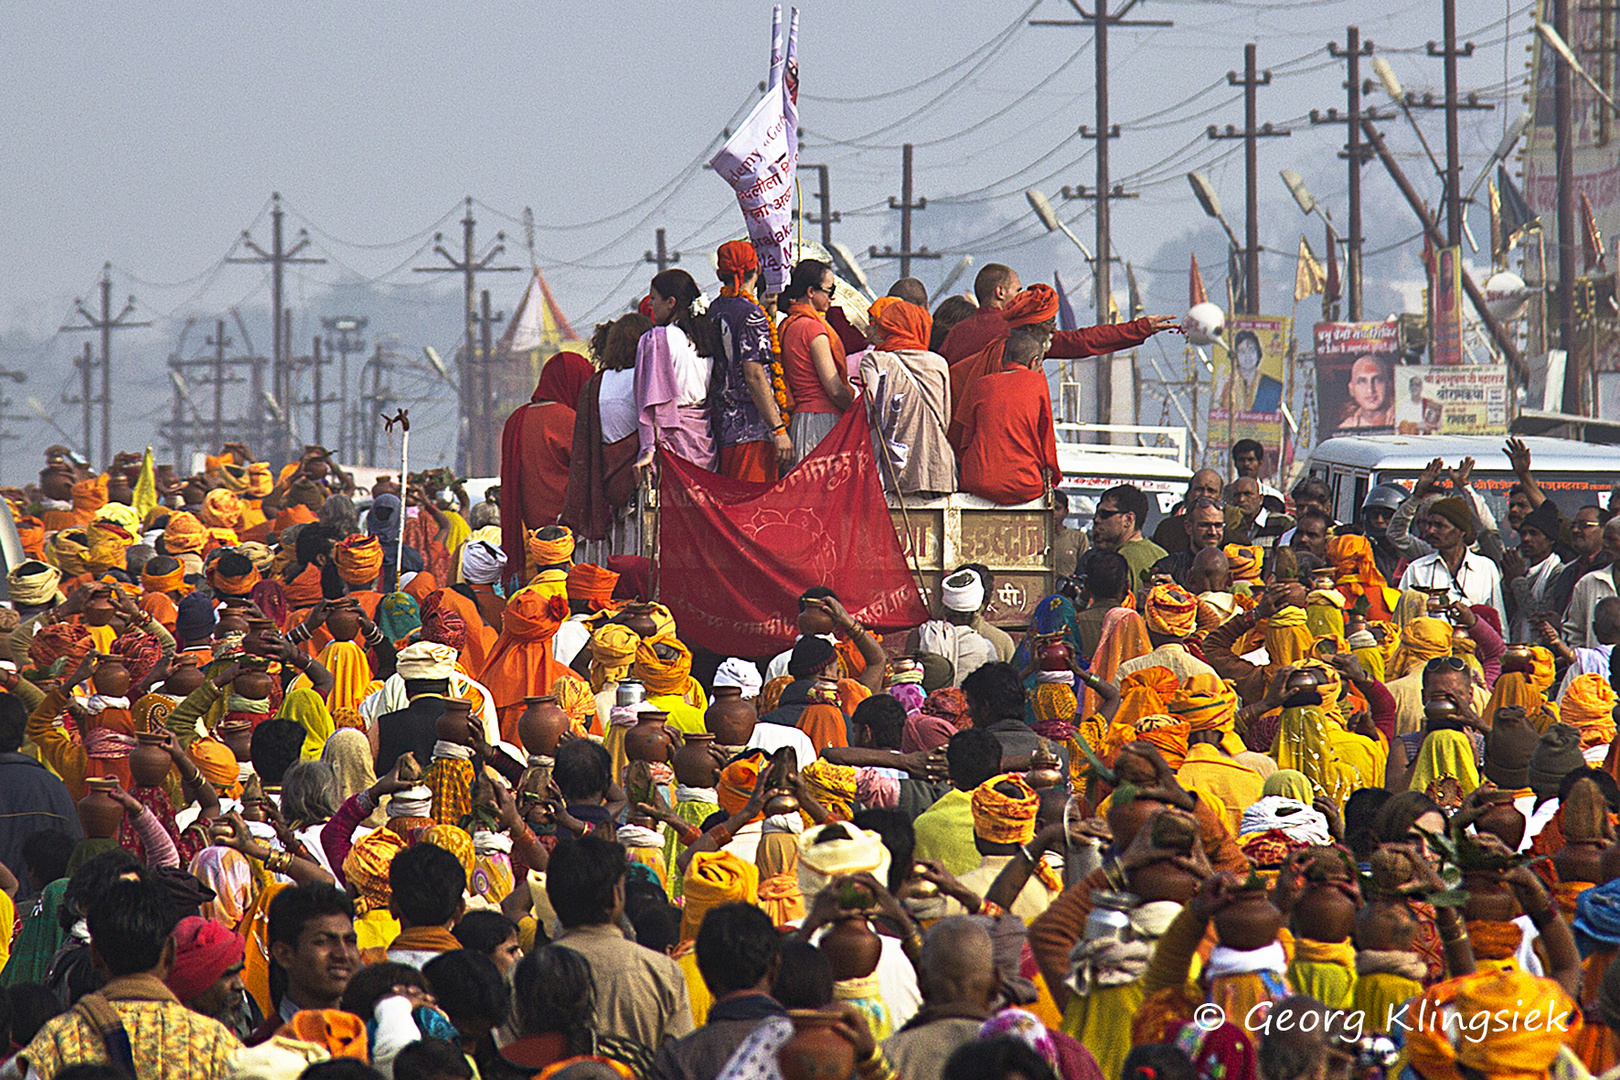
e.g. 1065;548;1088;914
1394;365;1508;435
1313;321;1403;438
1206;315;1290;475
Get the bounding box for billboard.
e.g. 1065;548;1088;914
1393;365;1509;435
1207;315;1290;476
1431;246;1464;366
1313;320;1403;438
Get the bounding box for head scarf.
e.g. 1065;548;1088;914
8;561;61;607
532;351;593;408
971;773;1039;844
166;916;245;1003
1262;769;1313;802
72;474;108;513
716;239;759;293
200;489;243;530
420;823;476;882
45;530;89;576
717;750;768;822
589;623;640;692
1407;728;1481;804
633;638;695;698
565;563;619;611
922;687;971;729
1144;583;1198;638
28;621;91;672
189;846;253;929
1170;672;1246;755
1114;666;1181;731
1404;967;1580;1080
460;540;506;586
477;582;572;714
1559;674;1618;750
246;462;273;498
796;822;891;899
374;592;421;649
867;296;933;352
365;493;400;547
420;595;467;651
1222;544;1263;585
526;527;575;570
680;851;759;942
163;511;208;555
1002;283;1060;327
714;657;764;699
800;758;857;821
334;535;384;586
140;558;190;596
1390;617;1453;678
83;521;131;574
1134;713;1191;768
343;826;405;913
206;557;260;597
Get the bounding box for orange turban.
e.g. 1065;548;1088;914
343;827;406;914
799;758;857;820
716;239;759;291
970;773;1039;844
188;738;242;796
402;570;437;601
867;296;933;353
246;462;273;498
141;563;190;596
1559;673;1618;749
163;512;208;555
14;515;43;560
1002;283;1060;327
1404;967;1580;1080
1144;582;1199;637
1170;672;1239;733
565;563;620;611
72;475;108;513
334;535;384;586
633;638;695;698
1222;544;1263;585
680;851;759;942
717;751;768;822
285;563;322;607
206;560;260;597
526;527;575;569
1134;713;1191;768
201;489;243;529
551;675;598;731
1114;665;1182;730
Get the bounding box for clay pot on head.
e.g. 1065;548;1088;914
129;733;173;788
1292;879;1359;943
778;1011;857;1080
1500;644;1535;675
1105;797;1162;852
1212;882;1285;952
613;603;659;639
243;618;275;656
1476;794;1528;851
518;695;570;757
1462;869;1522;922
1556;841;1609;886
77;778;124;838
1037;636;1074;672
674;731;720;787
624;711;675;764
83;590;117;628
1355;899;1420;953
819;916;882;981
705;686;757;746
214;611;250;637
91;657;131;698
1127;858;1201;904
436;699;474;746
162;657;204;698
325;600;362;643
231;662;274;701
218;720;255;762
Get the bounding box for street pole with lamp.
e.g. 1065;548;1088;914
1027;189;1093;422
1187;171;1244;310
1279;169;1343;318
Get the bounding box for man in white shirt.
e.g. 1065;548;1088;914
1398;495;1506;634
765;587;846;682
1565;517;1620;647
1505;501;1564;642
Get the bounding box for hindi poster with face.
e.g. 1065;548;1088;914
1206;315;1290;474
1313;321;1403;439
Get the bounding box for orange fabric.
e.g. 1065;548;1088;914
1085;607;1151;716
780;302;847;415
1561;674;1619;749
72;475;108;516
525;527;575;570
141;565;190;595
284;563;322;606
200;489;243;530
952;366;1061;502
1134;714;1191;768
139;592;178;633
1114;666;1181;730
1145;583;1200;637
163;512;208;555
432;588;496;675
565;563;620;611
867;296;933;352
14;515;44;560
797;702;849;749
717;441;780;484
1404;966;1581;1080
477;583;576;743
271;503;318;534
206;562;260;597
403;571;437;602
334;535;384;585
947;284;1060;416
717;752;767;822
1326;534;1399;621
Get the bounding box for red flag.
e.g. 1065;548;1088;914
1325;221;1341;305
1190;252;1208;307
655;406;929;656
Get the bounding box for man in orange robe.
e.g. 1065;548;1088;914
476;575;583;743
950;326;1063;505
499;353;594;575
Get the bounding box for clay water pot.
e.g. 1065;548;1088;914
436;698;474;745
778;1011;857;1080
1356;899;1419;953
1212;885;1284;952
1423;698;1460;726
129;733;173;788
819;916;882;981
1292;880;1359;943
243;618;275;656
518;695;570;756
83;590;117;628
1500;644;1535;675
705;686;757;745
1462;869;1521;922
77;778;124;839
1037;636;1074;672
91;657;131;698
325;600;362;643
624;711;674;764
1476;793;1528;851
162;657;204;698
1127;859;1200;904
673;732;720;787
214;611;250;637
797;606;836;637
231;663;274;701
1025;743;1064;789
1345;614;1369;639
1285;667;1322;693
613;604;659;639
1555;840;1609;886
219;720;255;762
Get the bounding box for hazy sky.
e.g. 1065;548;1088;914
0;0;1532;481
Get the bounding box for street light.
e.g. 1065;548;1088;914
1025;189;1094;262
1186;172;1242;253
1370;56;1445;184
937;255;974;298
1279;169;1342;243
827;241;875;301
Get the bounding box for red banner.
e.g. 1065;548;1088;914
656;406;929;657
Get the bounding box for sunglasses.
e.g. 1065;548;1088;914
1093;507;1124;520
1423;655;1468;674
809;283;833;295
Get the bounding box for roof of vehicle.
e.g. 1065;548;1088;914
1056;444;1195;481
1307;434;1620;472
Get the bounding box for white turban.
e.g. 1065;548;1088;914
713;657;764;699
461;540;507;585
797;821;891;899
396;641;457;681
386;786;433;818
941;568;985;613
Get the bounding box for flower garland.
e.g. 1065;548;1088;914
722;281;794;424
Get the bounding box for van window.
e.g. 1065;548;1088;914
1352;476;1369;522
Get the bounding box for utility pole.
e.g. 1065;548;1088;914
474;289;506;476
1311;28;1395;320
207;319;230;450
60;264;150;468
229;194;325;461
321;317;367;462
798;164;841;248
0;367;26;455
1579;2;1620;146
1209;45;1290;314
1556;0;1581;411
363;344;398;468
644;228;680;274
1400;2;1490;247
870;144;941;280
309;335;335;448
69;343;93;460
414;197;521;475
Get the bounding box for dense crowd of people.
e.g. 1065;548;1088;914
0;250;1612;1080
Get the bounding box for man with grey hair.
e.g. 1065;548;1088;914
883;918;1000;1080
1565;515;1620;647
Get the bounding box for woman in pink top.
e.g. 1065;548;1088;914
634;268;722;472
778;259;852;464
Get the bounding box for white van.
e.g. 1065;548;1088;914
1054;423;1196;536
1304;434;1620;526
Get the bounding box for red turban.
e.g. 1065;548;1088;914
1002;283;1060;328
868;296;933;353
566;563;620;611
166;916;245;1003
717;239;759;291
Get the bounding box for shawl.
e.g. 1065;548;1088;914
560;371;640;542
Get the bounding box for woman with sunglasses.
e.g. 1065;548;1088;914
778;259;853;464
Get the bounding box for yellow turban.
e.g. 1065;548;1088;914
343;827;406;914
799;757;857;820
420;824;476;881
206;559;261;597
1559;673;1618;750
1134;713;1191;768
141;562;190;596
1223;544;1263;585
334;535;384;586
679;851;759;942
95;503;141;534
970;773;1038;845
1170;671;1245;755
200;489;243;530
44;530;90;576
525;527;575;569
1526;646;1557;695
7;561;62;607
1404;967;1580;1080
163;511;208;555
84;519;133;573
1144;583;1199;638
633;638;694;699
1390;617;1455;678
246;462;273;498
589;624;640;692
551;676;597;730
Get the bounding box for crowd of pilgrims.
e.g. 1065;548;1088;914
0;262;1619;1080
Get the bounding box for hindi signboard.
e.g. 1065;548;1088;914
1394;365;1508;435
1313;321;1402;438
1206;315;1290;476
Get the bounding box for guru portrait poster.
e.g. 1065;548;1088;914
1206;315;1290;476
1313;320;1403;438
